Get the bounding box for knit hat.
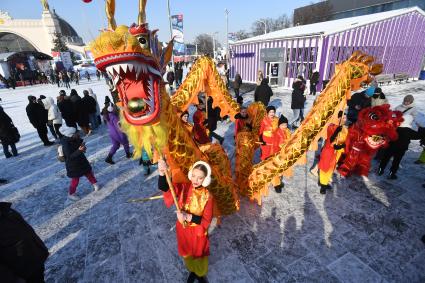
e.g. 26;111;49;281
278;115;288;126
365;86;376;97
60;125;77;137
266;105;276;113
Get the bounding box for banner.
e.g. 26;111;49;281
60;52;73;71
171;14;185;56
228;32;237;44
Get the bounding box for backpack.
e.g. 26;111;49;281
0;202;49;280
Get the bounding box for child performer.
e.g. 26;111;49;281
271;115;291;193
317;111;348;194
158;159;214;283
259;106;278;160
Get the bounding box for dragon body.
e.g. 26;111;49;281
89;0;401;211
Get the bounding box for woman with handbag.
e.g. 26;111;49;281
0;105;19;158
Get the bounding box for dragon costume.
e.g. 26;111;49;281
89;0;240;215
88;0;402;209
338;104;403;177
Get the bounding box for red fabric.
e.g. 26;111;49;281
162;183;214;258
259;117;277;160
318;124;339;172
193;110;210;144
234;118;246;136
69;171;97;194
337;125;376;176
271;128;290;154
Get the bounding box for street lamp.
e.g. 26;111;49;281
225;9;229;66
210;32;218;60
167;1;175;64
257;20;267;34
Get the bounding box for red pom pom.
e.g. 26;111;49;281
82;0;92;3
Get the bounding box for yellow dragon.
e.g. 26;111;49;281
89;0;383;212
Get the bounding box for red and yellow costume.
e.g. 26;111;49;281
159;177;214;277
193;109;210;144
259;116;278;160
272;127;291;154
234;115;252;136
318;124;348;185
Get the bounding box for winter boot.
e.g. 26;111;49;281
320;184;327;194
274;183;284;193
389;172;398;180
126;152;132;159
105;155;115;165
0;178;8;185
187;272;197;283
93;183;100;191
68;193;80;201
414;149;425;164
377;167;384;176
144;165;151;176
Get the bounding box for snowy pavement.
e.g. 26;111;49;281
0;79;425;283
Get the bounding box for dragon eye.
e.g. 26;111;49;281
138;36;149;49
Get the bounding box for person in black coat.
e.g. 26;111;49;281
70;89;91;134
254;78;273;107
309;70;319;95
233;73;243;99
57;90;77;128
347;87;372;124
207;97;224;144
26;96;54;146
289;76;306;128
0;202;49;283
60;125;99;200
0;105;18;157
82;90;97;130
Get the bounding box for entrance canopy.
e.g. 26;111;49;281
0;51;53;62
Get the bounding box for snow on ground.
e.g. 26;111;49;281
0;79;425;283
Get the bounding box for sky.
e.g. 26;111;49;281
0;0;313;44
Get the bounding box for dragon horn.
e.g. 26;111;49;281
105;0;117;30
138;0;147;25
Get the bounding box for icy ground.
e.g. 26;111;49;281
0;79;425;283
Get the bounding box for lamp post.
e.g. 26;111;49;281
257;20;267;34
167;0;175;71
225;9;229;66
210;32;218;60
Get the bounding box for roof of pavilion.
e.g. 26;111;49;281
233;6;425;45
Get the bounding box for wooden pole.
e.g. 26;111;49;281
127;195;164;203
149;127;182;213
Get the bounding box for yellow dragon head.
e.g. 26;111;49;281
89;0;173;126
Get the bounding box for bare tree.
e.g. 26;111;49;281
251;14;293;36
194;34;221;56
234;30;250;41
294;1;333;26
194;34;213;55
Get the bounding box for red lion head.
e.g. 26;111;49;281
356;104;404;149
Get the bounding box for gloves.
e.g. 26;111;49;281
259;135;266;145
202;120;208;126
333;143;345;150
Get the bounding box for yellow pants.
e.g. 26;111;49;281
184;256;208;277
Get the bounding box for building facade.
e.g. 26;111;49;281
230;7;425;89
294;0;425;25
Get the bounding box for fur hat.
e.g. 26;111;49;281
187;161;212;187
60;125;77;138
266;105;276;113
278;115;288;126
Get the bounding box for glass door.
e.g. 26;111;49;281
266;62;279;86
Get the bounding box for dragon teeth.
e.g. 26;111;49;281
147;65;161;77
